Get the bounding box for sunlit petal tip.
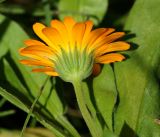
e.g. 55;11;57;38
119;32;125;36
33;22;45;30
50;19;59;23
107;28;116;34
96;53;126;64
32;23;46;37
18;48;24;53
19;48;28;55
85;20;93;24
117;55;125;61
50;19;63;28
23;39;30;46
19;60;30;65
126;41;130;46
110;28;115;31
45;71;59;76
31;68;58;77
63;16;76;29
20;59;32;63
123;42;130;50
24;39;45;46
64;16;75;22
85;20;94;30
110;32;126;39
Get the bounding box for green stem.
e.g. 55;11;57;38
72;80;101;137
20;90;43;137
20;77;49;137
57;116;81;137
29;117;37;127
0;109;15;117
39;120;66;137
0;98;6;107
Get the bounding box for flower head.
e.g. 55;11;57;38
19;17;130;82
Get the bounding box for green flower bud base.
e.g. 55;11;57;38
54;47;94;82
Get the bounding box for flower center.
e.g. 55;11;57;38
54;47;94;82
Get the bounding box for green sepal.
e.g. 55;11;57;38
54;47;94;82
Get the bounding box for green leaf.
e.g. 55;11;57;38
0;14;80;137
0;87;28;112
103;126;119;137
58;0;108;25
82;81;103;134
114;0;160;136
93;65;117;131
0;128;56;137
137;117;160;137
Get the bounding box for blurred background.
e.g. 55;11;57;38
0;0;135;136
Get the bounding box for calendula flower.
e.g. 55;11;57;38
19;17;130;82
19;17;130;137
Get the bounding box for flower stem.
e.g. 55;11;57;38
20;88;42;137
20;77;49;137
72;80;101;137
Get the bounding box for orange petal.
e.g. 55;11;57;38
20;49;53;60
45;71;59;76
20;45;54;54
63;17;76;45
24;39;45;46
95;41;130;57
94;32;125;49
92;64;101;76
87;28;106;47
63;16;76;31
33;23;54;49
91;28;115;47
105;32;125;43
20;59;54;67
32;67;58;76
96;53;125;64
32;67;54;72
19;48;54;66
50;19;69;45
19;47;54;63
19;49;44;61
42;27;64;51
72;23;86;47
82;20;93;47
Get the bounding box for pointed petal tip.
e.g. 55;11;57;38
45;71;59;76
63;16;76;25
96;53;126;64
64;16;74;20
32;22;46;35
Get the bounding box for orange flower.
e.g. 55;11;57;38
19;17;130;82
